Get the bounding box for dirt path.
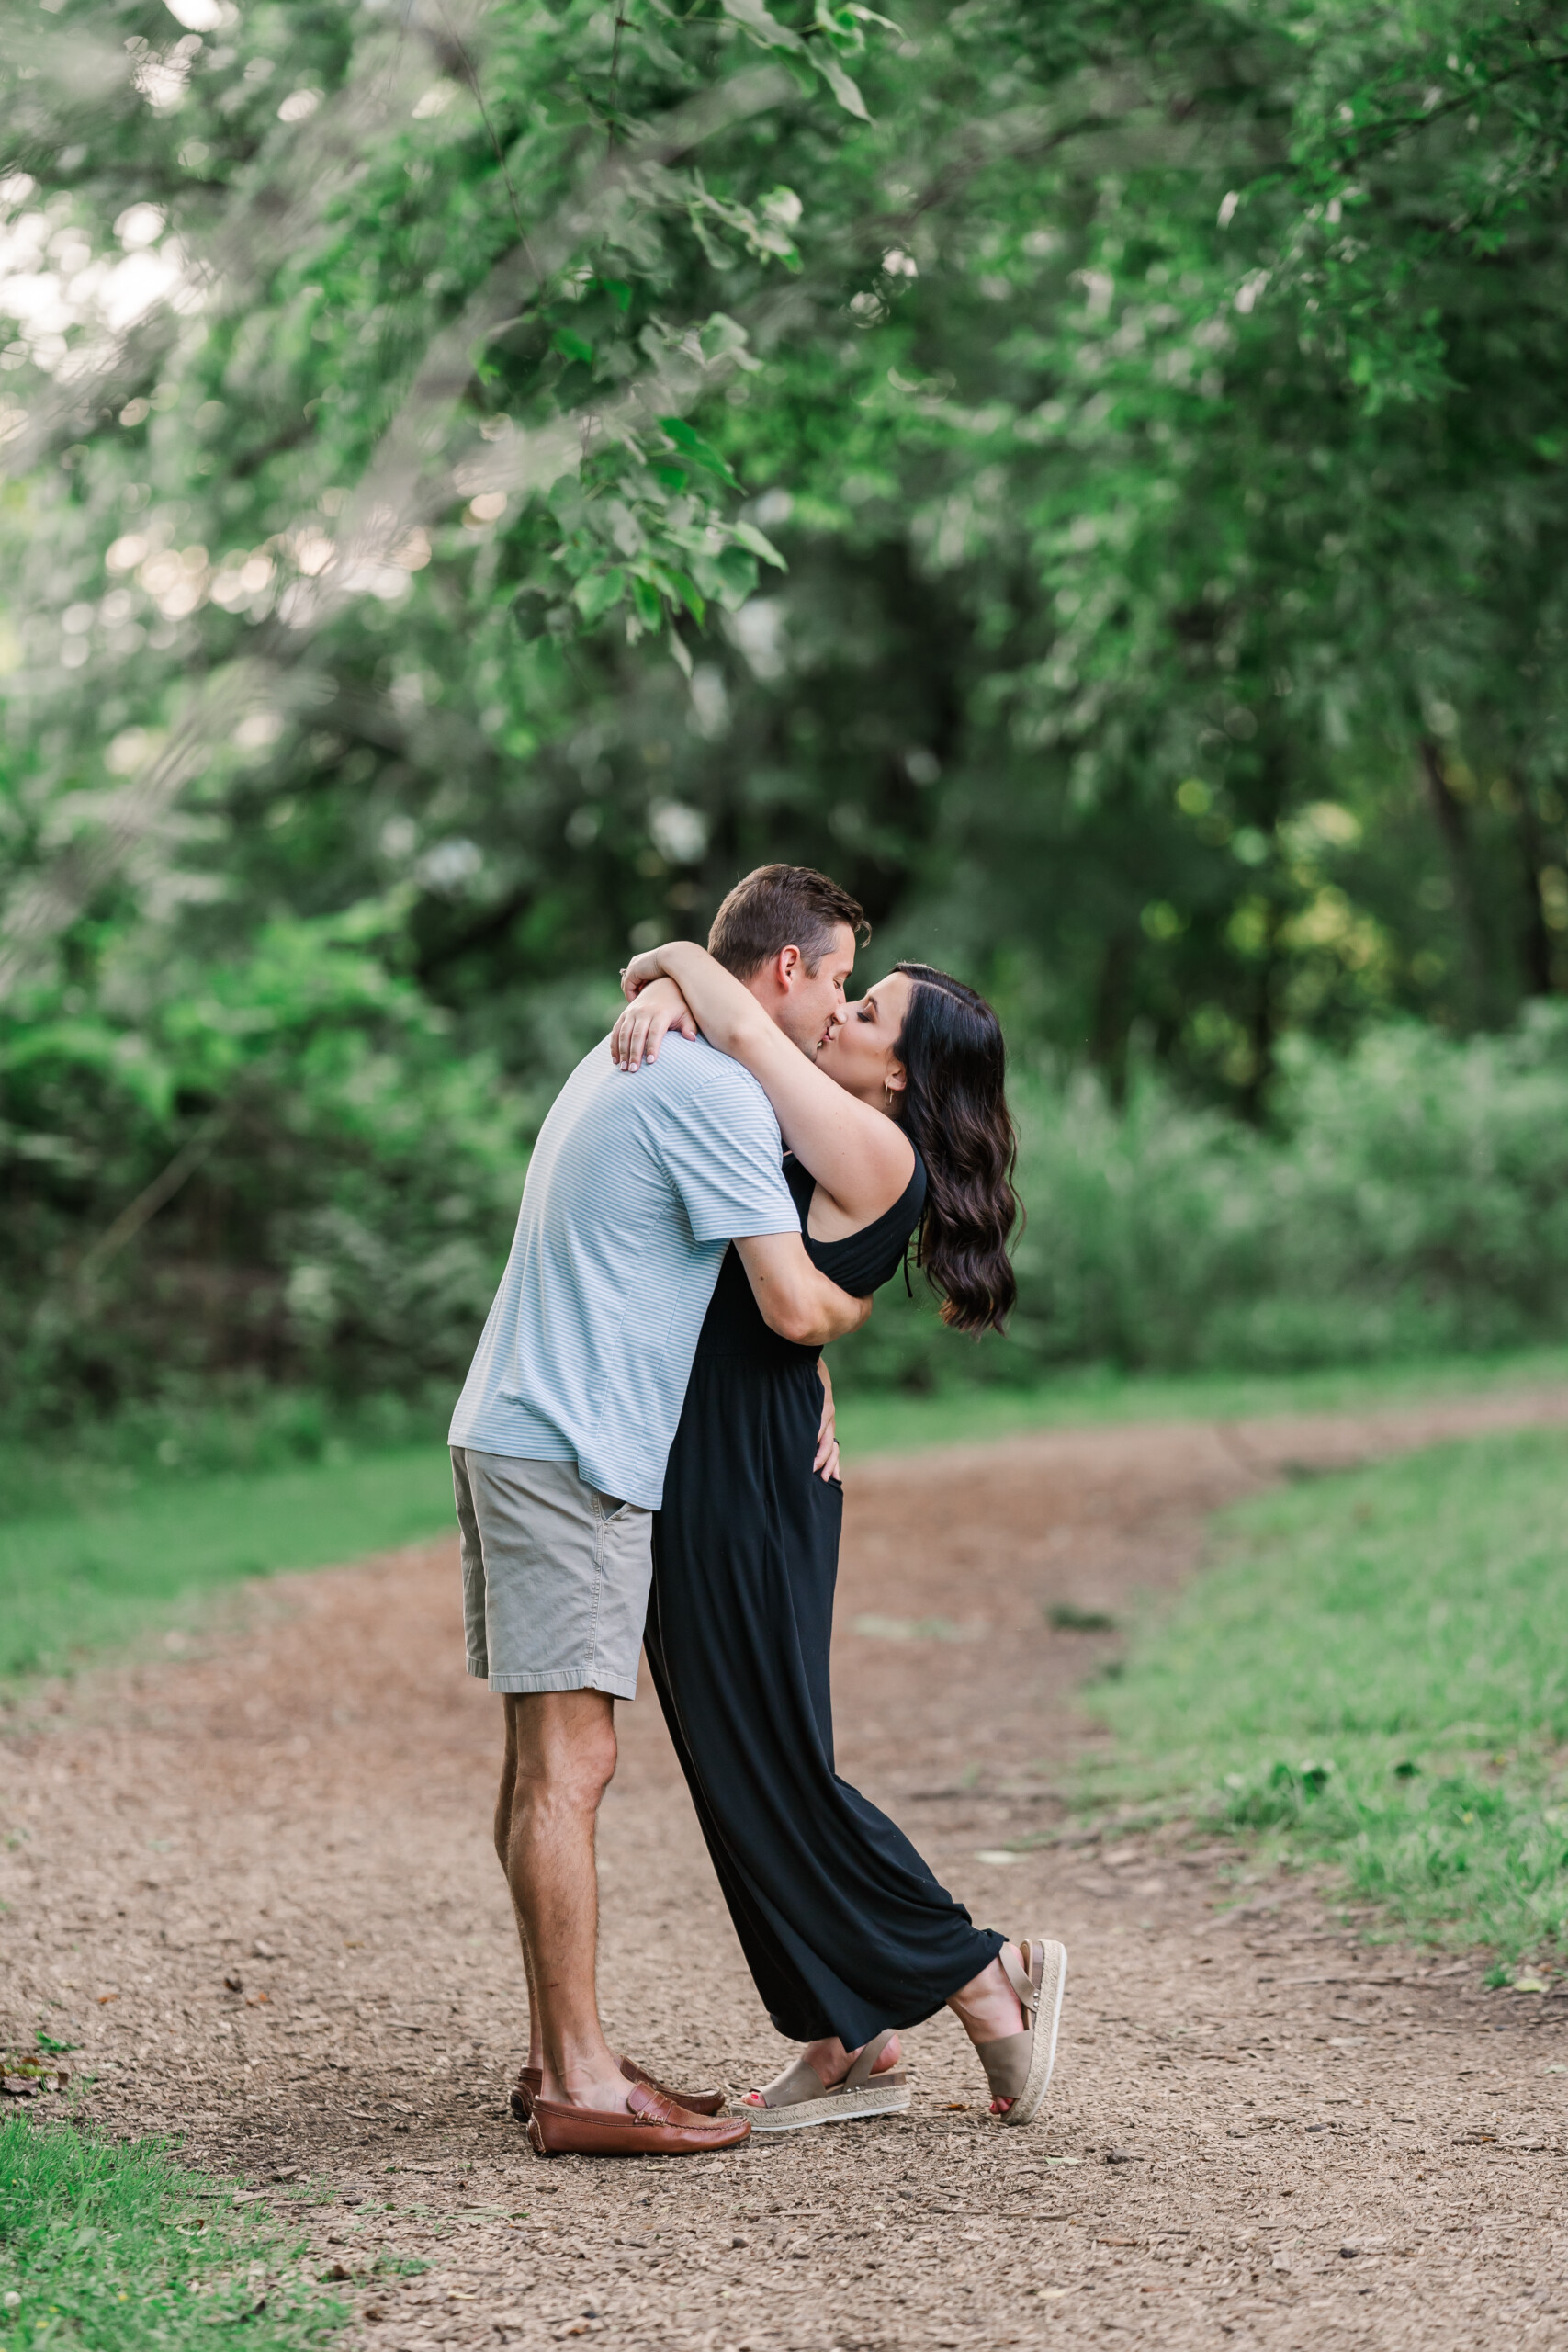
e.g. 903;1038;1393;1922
5;1390;1568;2351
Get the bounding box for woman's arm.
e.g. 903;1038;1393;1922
609;975;695;1064
614;941;914;1228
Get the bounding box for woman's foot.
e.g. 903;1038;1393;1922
741;2031;903;2109
947;1947;1028;2114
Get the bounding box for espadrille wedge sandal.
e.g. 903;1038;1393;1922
739;2030;910;2133
973;1937;1066;2127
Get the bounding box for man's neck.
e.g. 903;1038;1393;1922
739;971;784;1023
742;972;818;1057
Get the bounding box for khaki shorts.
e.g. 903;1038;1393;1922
451;1448;652;1701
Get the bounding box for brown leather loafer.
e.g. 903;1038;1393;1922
510;2058;727;2123
527;2082;750;2157
621;2057;727;2116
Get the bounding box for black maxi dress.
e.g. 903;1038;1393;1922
644;1149;1003;2051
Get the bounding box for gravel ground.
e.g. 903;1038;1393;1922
5;1390;1568;2352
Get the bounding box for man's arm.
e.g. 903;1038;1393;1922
736;1234;872;1348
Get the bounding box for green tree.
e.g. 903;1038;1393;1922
4;0;1568;1418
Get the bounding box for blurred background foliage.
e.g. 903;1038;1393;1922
4;0;1568;1438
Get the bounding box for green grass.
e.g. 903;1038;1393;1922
833;1341;1568;1457
1089;1425;1568;1965
0;2116;345;2352
0;1448;454;1683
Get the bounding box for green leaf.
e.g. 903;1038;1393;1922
658;417;739;487
570;568;626;624
813;48;870;119
551;327;595;367
651;564;706;626
722;0;806;52
711;543;761;608
699;311;760;368
631;575;664;630
731;519;787;569
591;277;633;313
817;0;897;31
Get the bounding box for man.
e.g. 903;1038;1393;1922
448;865;870;2158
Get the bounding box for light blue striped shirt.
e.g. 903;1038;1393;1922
448;1033;798;1509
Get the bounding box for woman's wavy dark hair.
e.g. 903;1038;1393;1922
892;963;1021;1337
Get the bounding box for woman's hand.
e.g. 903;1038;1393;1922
815;1360;840;1483
618;946;670;1002
610;975;697;1070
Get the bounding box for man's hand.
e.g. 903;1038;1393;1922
610;976;696;1069
815;1359;840;1483
735;1234;872;1349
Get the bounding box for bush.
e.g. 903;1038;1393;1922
9;957;1568;1430
831;1002;1568;1391
0;906;538;1432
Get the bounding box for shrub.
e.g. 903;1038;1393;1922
0;908;534;1430
9;961;1568;1429
832;1002;1568;1389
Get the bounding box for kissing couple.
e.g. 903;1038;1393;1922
447;864;1067;2157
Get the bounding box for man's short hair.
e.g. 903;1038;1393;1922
707;865;869;978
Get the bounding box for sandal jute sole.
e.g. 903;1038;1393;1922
976;1936;1067;2128
738;2030;910;2134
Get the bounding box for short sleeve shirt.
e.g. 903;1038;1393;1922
447;1033;799;1509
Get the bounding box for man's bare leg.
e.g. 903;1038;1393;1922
493;1702;543;2074
500;1690;631;2113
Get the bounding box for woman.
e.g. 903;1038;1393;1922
610;942;1066;2131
